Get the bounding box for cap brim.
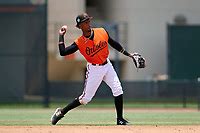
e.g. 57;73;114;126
80;16;93;24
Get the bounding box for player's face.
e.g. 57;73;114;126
79;19;91;32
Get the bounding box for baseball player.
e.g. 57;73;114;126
51;13;145;125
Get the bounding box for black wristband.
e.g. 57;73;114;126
59;35;64;43
120;48;130;56
123;50;131;56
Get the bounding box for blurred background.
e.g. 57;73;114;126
0;0;200;108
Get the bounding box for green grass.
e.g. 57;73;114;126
0;102;198;109
0;98;199;109
50;100;199;109
0;108;200;126
0;99;199;126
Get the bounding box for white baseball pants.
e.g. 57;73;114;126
79;59;123;105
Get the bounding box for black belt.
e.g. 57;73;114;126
92;60;108;66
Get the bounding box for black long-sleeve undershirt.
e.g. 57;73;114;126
108;37;130;56
58;32;130;56
108;37;123;52
59;43;78;56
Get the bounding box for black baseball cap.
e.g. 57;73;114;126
76;13;92;27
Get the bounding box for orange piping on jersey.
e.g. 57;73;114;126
75;28;109;64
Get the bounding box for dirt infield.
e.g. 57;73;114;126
0;125;200;133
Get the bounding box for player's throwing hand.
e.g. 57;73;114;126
59;25;67;35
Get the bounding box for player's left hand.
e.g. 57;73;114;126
129;53;146;69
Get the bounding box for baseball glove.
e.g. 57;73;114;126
130;53;146;69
